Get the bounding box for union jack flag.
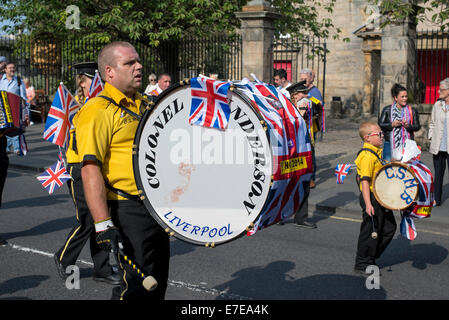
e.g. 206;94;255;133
400;213;417;240
189;77;231;130
43;83;80;148
86;71;104;102
36;161;72;194
407;160;433;219
235;80;313;235
335;164;353;184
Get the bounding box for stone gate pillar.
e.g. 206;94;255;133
235;0;281;82
380;15;418;107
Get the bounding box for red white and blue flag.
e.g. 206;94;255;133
36;161;72;194
335;164;353;184
43;83;80;148
400;213;417;240
407;160;433;219
189;77;231;130
86;71;104;102
237;80;313;234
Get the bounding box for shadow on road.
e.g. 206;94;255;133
1;217;74;240
0;275;49;297
214;260;386;300
379;235;448;270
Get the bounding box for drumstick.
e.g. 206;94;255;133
110;242;158;292
370;215;378;239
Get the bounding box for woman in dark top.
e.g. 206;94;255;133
378;83;421;161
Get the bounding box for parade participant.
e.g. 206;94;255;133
149;72;171;97
428;78;449;207
273;68;292;99
354;121;396;275
53;62;120;285
0;62;29;154
286;81;317;229
379;83;421;161
74;42;170;300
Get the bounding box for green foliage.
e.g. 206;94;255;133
0;0;344;45
368;0;449;31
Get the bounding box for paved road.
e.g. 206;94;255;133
1;118;449;308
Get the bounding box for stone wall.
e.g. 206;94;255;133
413;103;433;151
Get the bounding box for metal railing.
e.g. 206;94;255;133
416;29;449;104
271;36;327;98
0;34;242;98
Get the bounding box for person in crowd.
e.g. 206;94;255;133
149;73;171;97
379;83;421;161
428;78;449;207
273;68;292;99
144;73;157;95
0;62;29;154
74;41;170;300
53;62;121;285
354;121;396;275
24;78;35;125
286;80;317;229
299;68;324;188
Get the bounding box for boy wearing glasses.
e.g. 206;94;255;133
354;122;397;275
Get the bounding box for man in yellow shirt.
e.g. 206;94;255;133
74;41;169;300
354;122;396;275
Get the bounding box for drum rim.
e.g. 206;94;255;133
372;161;419;211
132;79;274;246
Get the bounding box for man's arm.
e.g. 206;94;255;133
81;161;110;223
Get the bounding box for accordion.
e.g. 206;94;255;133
0;90;26;136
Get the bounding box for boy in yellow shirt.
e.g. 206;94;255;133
354;122;397;275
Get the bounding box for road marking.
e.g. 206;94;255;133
8;243;249;300
315;214;449;237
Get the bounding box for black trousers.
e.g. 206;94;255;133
355;192;397;270
433;151;449;205
0;135;8;207
108;200;170;300
55;164;111;276
294;181;311;224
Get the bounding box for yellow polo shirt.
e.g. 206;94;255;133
354;142;383;192
72;82;143;200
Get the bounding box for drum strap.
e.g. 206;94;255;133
98;95;142;120
355;148;387;187
96;96;143;203
104;181;142;203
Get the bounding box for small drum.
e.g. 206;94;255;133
0;90;25;136
133;78;313;246
373;162;419;211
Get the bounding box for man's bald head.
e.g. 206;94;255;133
98;41;136;79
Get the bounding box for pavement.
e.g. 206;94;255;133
8;116;449;233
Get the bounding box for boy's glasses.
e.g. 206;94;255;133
365;131;384;138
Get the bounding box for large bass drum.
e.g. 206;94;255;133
133;78;313;246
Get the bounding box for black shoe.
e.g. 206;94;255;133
0;237;7;247
54;253;68;280
277;220;285;225
354;265;382;277
93;271;121;285
294;221;317;229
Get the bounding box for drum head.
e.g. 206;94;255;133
373;162;419;211
133;81;273;246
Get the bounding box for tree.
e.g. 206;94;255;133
367;0;449;30
0;0;344;45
